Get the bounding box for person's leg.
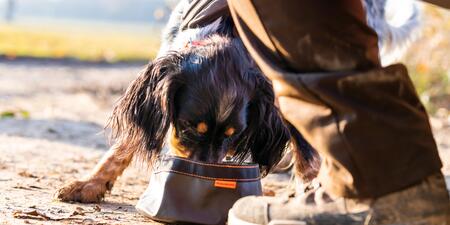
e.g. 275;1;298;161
227;0;449;223
229;172;449;225
228;0;442;199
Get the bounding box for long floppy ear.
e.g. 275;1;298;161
108;53;183;162
286;122;321;182
234;71;290;176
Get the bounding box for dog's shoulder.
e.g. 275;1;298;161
363;0;420;65
158;0;230;57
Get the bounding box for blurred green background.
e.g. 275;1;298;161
0;0;176;61
0;0;448;113
403;4;449;114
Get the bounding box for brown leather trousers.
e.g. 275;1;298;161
227;0;443;198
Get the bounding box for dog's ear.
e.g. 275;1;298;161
286;122;321;182
234;71;290;175
108;53;183;161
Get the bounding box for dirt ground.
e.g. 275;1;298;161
0;59;449;225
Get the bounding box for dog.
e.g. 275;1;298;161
55;0;319;203
55;0;420;203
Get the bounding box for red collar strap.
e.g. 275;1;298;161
184;40;207;49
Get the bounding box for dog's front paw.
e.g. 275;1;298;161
55;179;110;203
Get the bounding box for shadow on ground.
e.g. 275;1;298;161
0;118;109;150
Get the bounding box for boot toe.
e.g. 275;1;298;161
228;196;269;225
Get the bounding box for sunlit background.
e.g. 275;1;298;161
0;0;180;62
0;0;448;111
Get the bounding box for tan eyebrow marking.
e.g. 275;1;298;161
170;129;190;158
224;127;235;137
196;122;208;134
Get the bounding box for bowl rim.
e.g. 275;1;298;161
153;155;262;181
160;155;259;168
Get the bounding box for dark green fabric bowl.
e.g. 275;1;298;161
136;155;262;225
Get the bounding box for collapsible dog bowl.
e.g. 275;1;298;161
136;155;262;225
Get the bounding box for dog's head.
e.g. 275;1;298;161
109;35;289;174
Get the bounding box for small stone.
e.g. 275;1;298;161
94;205;101;212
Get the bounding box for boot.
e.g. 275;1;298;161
228;172;450;225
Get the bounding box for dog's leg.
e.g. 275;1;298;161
55;143;134;203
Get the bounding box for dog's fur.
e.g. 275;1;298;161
109;34;291;169
56;0;420;203
363;0;420;65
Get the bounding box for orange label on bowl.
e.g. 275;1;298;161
214;180;237;189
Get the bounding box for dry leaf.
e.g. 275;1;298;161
18;171;38;178
71;207;85;216
13;208;77;221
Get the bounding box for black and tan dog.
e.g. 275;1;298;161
56;0;419;203
56;0;318;203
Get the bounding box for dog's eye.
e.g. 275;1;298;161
224;127;235;137
196;122;208;134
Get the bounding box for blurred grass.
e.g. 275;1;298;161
404;3;450;114
0;110;30;119
0;22;161;62
408;68;449;113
